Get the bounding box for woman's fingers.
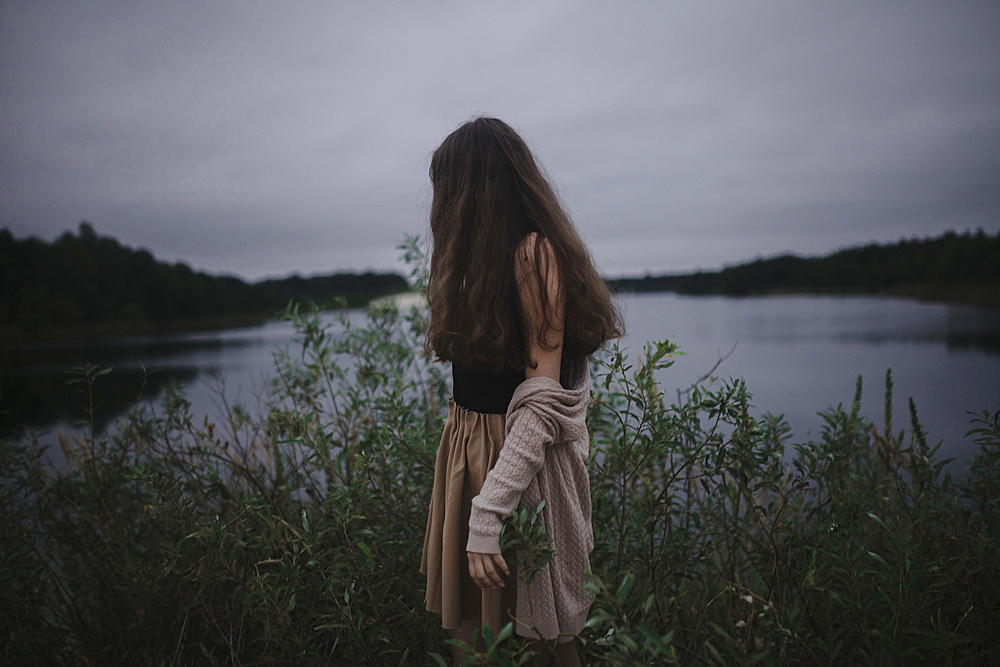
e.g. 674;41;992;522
468;551;509;590
469;554;488;589
471;553;501;588
492;553;510;578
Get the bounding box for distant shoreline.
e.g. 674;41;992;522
606;229;1000;310
5;225;997;347
4;283;994;350
9;286;1000;352
0;311;277;349
0;294;416;349
1;223;411;347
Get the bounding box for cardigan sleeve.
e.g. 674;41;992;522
465;405;556;553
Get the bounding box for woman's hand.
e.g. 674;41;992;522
468;551;510;590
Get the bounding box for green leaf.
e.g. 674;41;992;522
617;573;635;602
495;622;513;643
867;550;891;569
636;624;672;655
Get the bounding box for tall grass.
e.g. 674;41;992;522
3;244;998;665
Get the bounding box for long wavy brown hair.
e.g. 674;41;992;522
426;117;623;372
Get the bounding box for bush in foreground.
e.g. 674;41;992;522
2;281;999;664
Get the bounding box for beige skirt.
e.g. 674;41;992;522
421;399;516;635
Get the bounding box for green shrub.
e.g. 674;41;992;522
2;239;998;665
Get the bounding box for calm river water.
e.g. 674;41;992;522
3;293;998;473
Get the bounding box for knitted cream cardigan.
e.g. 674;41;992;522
466;358;594;641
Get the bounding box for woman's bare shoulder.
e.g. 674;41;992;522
516;232;556;270
515;233;560;313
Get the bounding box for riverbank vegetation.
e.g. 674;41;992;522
3;256;998;663
609;228;1000;308
0;222;409;344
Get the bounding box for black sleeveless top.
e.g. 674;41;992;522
452;362;525;415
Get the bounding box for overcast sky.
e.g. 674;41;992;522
2;1;999;281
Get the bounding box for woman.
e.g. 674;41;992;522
420;117;622;666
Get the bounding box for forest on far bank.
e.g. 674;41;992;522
4;224;998;345
608;228;1000;307
0;222;409;344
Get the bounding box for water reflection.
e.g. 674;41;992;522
2;296;998;475
681;295;1000;352
0;365;198;437
947;331;1000;355
0;323;275;370
0;320;292;437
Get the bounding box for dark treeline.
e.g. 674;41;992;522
0;222;409;343
257;272;409;310
609;228;1000;306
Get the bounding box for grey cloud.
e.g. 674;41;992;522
2;0;998;280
